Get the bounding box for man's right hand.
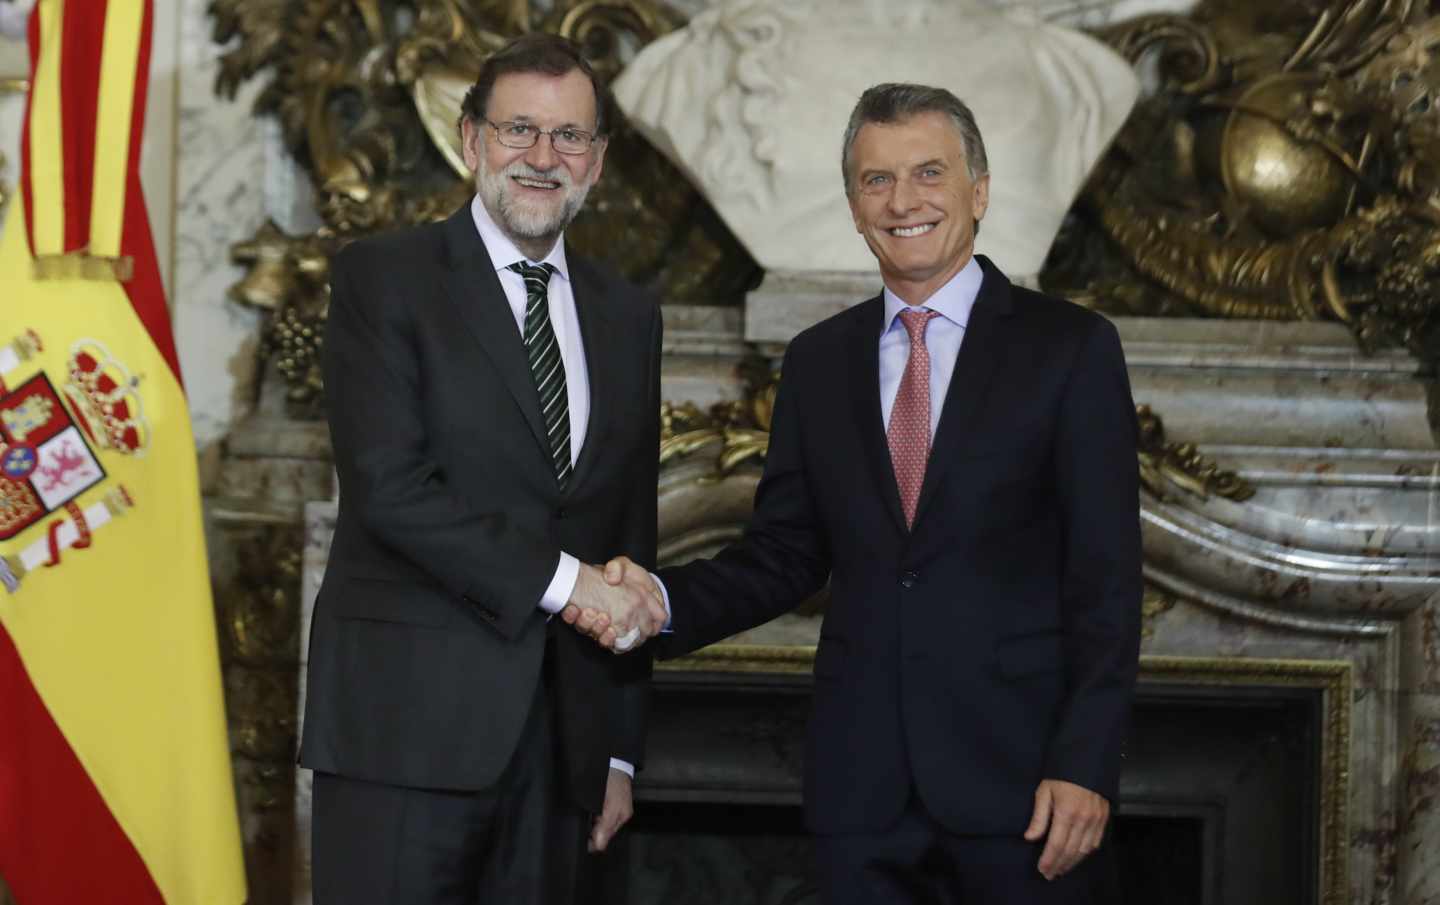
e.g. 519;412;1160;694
562;562;666;652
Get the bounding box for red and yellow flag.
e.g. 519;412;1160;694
0;1;246;902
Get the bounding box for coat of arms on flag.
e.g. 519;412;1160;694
0;331;142;592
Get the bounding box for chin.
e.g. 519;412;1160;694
501;203;565;238
887;253;942;274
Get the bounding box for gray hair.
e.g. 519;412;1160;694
840;83;989;196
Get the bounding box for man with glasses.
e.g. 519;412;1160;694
301;33;667;905
587;83;1142;903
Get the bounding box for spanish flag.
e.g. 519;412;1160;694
0;1;247;902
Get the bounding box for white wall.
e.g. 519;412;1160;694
170;0;269;453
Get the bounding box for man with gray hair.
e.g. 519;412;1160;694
584;82;1142;902
304;33;668;905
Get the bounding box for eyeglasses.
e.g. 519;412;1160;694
485;119;598;156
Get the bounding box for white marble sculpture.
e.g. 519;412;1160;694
613;0;1142;282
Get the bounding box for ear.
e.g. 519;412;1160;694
461;118;482;174
972;172;991;223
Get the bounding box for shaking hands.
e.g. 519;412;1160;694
562;556;666;653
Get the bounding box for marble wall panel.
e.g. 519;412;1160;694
172;0;270;454
173;0;324;456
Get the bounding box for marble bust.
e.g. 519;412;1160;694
613;0;1141;282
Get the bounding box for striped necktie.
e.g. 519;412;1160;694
509;261;572;489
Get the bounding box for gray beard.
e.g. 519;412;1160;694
477;159;592;247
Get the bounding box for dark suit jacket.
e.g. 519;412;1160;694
299;204;662;814
658;256;1142;835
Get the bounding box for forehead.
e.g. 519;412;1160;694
487;68;597;126
852;112;967;171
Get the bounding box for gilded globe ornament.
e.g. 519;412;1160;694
1218;73;1366;238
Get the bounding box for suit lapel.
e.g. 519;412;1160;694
911;257;1015;530
566;252;614;494
437;206;551;461
847;296;908;533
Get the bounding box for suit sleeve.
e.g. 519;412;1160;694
323;247;560;640
656;341;832;657
608;303;663;768
1042;317;1143;802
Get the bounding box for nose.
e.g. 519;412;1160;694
888;176;920;216
525;132;560;171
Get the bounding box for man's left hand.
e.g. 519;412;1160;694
589;768;634;853
1023;778;1109;880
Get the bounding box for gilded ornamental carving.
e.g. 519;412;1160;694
1043;0;1440;362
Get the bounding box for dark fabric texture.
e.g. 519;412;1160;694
311;678;589;905
815;796;1105;905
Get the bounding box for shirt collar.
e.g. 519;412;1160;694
881;255;983;336
469;193;571;281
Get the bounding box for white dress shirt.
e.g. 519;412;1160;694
469;196;634;778
878;256;982;437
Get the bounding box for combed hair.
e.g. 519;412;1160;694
840;83;988;195
458;33;608;138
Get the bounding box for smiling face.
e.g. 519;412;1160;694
461;68;607;257
846;111;990;304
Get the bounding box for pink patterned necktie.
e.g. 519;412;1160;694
887;309;940;529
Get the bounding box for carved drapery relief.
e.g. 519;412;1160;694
1042;0;1440;362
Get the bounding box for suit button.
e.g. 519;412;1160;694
899;571;918;589
555;507;567;520
481;608;498;622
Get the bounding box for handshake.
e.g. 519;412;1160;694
561;556;666;653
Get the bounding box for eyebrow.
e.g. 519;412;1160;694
497;114;591;131
859;158;948;178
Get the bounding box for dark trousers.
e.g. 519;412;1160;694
311;670;587;905
815;795;1109;905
